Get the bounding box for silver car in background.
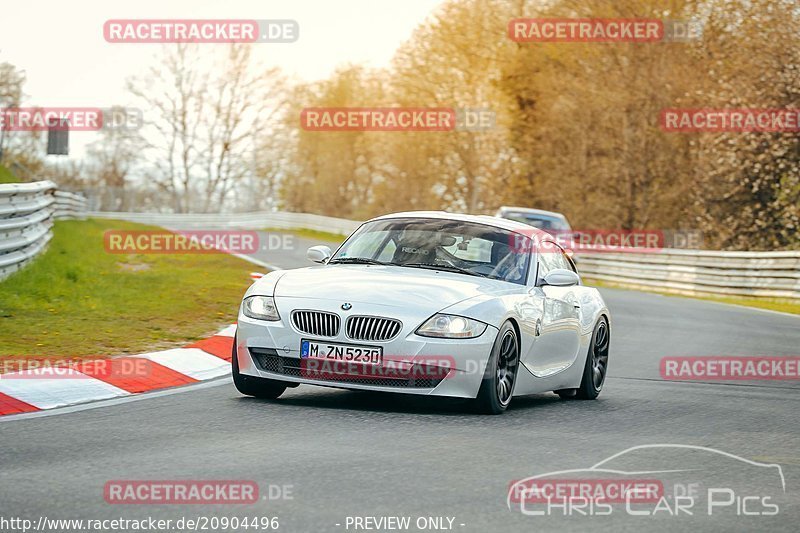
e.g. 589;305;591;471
496;206;579;264
233;212;610;414
496;206;573;234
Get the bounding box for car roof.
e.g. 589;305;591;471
497;206;569;220
368;210;551;240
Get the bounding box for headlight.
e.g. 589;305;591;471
416;314;487;339
242;296;280;321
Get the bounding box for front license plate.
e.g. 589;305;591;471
300;340;383;366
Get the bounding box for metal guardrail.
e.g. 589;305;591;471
87;211;360;235
575;250;800;300
89;211;800;300
0;181;88;281
53;191;89;220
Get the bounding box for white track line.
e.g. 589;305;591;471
216;324;237;337
0;377;231;422
231;252;283;272
137;348;231;381
0;368;130;409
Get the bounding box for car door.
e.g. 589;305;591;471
521;241;583;377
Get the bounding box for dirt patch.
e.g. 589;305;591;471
117;262;152;272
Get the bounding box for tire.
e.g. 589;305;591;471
475;321;520;415
231;336;288;399
556;316;610;400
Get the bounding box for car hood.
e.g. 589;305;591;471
273;265;517;314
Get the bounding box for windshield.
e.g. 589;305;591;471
330;218;531;285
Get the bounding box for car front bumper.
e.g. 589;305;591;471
235;311;498;399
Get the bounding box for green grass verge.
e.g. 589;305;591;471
584;278;800;315
0;164;18;184
0;218;256;357
263;227;346;244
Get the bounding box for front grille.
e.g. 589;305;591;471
249;349;445;389
346;316;402;342
291;310;340;337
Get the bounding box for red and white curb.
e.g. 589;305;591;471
0;324;237;417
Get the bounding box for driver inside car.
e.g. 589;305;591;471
391;231;456;265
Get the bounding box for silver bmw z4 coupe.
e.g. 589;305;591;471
233;211;610;414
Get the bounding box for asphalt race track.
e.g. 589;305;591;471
2;233;799;532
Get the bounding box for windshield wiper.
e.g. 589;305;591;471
328;257;387;265
396;262;486;278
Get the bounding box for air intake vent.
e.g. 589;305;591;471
291;310;340;337
346;316;402;342
249;349;444;389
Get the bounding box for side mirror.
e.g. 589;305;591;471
307;245;332;264
539;268;580;287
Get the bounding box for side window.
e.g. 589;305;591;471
552;248;573;272
536;258;547;283
562;251;578;273
538;241;576;276
538;241;560;273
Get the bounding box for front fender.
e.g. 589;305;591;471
576;287;611;335
439;292;545;368
244;269;289;298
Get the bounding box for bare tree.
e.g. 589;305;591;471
127;44;207;212
83;107;146;210
0;61;27;167
127;44;286;213
202;47;286;212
